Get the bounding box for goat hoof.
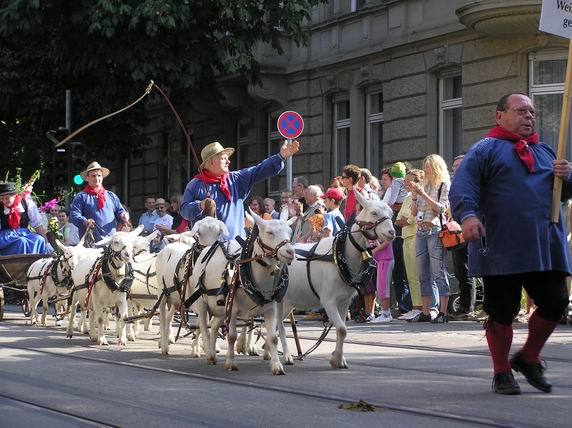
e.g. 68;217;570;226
272;363;285;375
248;347;259;356
262;351;271;361
225;362;238;371
330;356;348;369
98;338;109;346
207;357;217;365
284;355;294;365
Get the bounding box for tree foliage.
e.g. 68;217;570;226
0;0;320;195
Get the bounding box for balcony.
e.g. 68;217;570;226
456;0;542;38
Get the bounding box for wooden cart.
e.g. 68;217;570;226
0;254;46;321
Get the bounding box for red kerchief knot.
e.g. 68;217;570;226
83;186;107;210
7;194;23;229
486;126;539;173
195;170;231;202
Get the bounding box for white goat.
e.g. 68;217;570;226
187;210;295;375
27;237;85;326
125;230;161;338
277;190;395;368
155;217;229;355
67;226;144;345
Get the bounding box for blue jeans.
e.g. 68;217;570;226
416;227;450;303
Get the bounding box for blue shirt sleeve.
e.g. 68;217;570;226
450;141;487;223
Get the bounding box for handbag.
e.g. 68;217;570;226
436;183;466;251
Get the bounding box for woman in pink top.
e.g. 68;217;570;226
371;239;394;323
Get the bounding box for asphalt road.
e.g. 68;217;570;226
1;305;571;428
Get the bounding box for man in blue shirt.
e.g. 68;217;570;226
450;93;572;395
71;161;130;243
181;140;300;239
137;196;158;235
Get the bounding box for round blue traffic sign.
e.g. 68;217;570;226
277;111;304;140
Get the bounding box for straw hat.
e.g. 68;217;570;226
80;161;110;180
0;181;17;196
200;142;234;168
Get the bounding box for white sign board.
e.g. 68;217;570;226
540;0;572;39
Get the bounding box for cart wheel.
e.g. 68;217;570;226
22;298;30;317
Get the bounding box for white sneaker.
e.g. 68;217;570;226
371;312;393;323
398;309;422;320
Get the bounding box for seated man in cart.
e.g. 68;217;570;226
0;181;49;255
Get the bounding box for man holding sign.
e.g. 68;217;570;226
450;93;572;395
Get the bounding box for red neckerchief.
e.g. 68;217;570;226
7;194;23;229
194;170;231;202
83;185;106;210
486;126;539;173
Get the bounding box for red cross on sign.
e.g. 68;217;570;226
277;111;304;140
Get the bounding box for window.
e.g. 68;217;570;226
366;90;383;177
351;0;366;12
236;120;252;169
529;52;571;158
439;75;463;163
333;98;351;175
267;112;285;195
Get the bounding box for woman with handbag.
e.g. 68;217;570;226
409;154;451;323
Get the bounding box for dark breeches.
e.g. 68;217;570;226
483;271;569;325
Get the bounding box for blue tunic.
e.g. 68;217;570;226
181;154;285;239
70;190;126;242
449;137;571;277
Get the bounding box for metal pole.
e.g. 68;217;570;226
65;90;72;131
286;139;293;191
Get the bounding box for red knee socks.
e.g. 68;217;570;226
486;320;513;374
520;312;558;364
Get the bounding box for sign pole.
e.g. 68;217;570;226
551;39;572;223
286;139;293;191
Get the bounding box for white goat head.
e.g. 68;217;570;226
133;230;160;256
250;210;295;265
354;190;395;241
95;224;145;263
55;239;80;272
189;217;229;247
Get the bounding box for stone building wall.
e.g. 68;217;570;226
124;0;568;220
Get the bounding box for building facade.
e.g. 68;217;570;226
117;0;570;219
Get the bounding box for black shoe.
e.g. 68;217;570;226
510;351;552;393
492;371;521;395
408;312;432;322
431;312;449;323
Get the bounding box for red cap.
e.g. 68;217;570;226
320;187;344;201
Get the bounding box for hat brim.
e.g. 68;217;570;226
200;148;235;169
0;190;17;196
81;167;111;181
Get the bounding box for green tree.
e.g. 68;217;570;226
0;0;320;195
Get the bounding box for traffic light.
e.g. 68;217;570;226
71;141;88;186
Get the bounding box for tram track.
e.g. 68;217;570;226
0;392;118;427
0;340;523;427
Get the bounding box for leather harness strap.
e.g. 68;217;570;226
294;240;331;300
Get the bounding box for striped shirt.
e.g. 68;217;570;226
415;181;450;226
